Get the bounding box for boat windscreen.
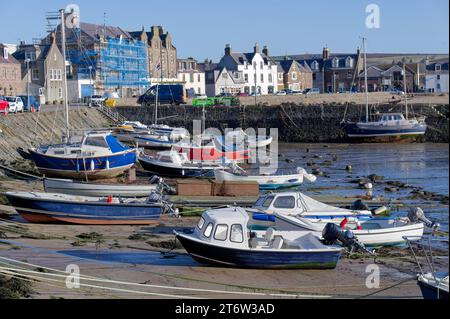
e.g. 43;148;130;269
254;195;275;208
105;135;130;152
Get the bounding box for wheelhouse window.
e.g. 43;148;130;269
84;136;109;148
204;223;213;238
254;195;274;208
273;196;296;209
197;217;205;230
214;224;228;241
230;224;244;243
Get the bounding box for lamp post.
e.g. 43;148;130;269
25;58;30;110
88;66;93;105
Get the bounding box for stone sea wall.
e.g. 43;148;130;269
116;103;449;143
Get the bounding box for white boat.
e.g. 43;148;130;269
43;178;157;198
214;167;317;190
250;192;431;247
274;214;424;247
222;129;273;149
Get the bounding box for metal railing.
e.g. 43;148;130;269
96;104;127;124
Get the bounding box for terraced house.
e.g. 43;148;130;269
13;34;65;104
217;43;278;95
276;58;313;91
0;44;23;96
177;58;205;96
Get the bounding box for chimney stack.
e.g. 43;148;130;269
254;42;260;54
323;46;330;60
262;45;269;56
225;44;231;56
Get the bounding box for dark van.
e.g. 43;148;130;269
138;84;186;106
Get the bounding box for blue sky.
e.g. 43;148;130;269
0;0;448;60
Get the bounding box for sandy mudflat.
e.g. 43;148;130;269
1;214;447;300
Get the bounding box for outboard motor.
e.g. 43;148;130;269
352;199;369;211
323;223;374;255
408;207;440;231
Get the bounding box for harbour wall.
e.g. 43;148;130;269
0;107;111;162
116;103;449;143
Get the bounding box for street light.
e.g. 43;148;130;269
88;66;93;105
25;58;31;111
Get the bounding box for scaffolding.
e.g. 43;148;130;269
97;37;148;96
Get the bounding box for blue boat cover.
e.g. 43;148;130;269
106;135;130;153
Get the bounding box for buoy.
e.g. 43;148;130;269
373;206;388;216
364;183;373;190
356;221;363;230
31;106;35;113
107;195;113;204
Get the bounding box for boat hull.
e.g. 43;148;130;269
418;280;449;300
176;233;340;269
135;136;176;150
173;145;248;163
43;178;156;197
344;123;427;142
214;170;305;190
5;193;162;225
29;149;137;180
138;157;216;178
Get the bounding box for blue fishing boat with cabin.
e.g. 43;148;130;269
27;131;138;180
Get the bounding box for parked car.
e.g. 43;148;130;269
18;95;41;112
385;88;405;95
0;96;9;114
88;95;107;107
305;88;320;95
275;90;287;96
238;92;249;97
138;84;187;106
215;93;234;98
284;89;294;95
5;96;24;113
292;90;303;95
250;92;262;97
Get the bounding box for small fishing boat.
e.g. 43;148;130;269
220;129;273;149
135;134;179;149
252;192;433;247
4;191;165;225
138;150;227;178
43;178;157;198
405;237;448;300
173;138;249;163
27;131;137;180
175;207;343;269
214;167;317;190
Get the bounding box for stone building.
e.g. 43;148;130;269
276;58;313;91
0;44;23;96
357;63;416;92
130;26;177;82
13;34;65;103
177;58;205;96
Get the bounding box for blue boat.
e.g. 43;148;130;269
5;191;163;225
175;207;342;269
27;131;137;180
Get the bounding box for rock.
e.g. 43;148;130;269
385;187;398;193
313;154;323;159
322;160;333;166
285;159;294;164
368;174;384;182
345;165;353;172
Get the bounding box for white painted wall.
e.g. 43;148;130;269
426;74;449;93
237;53;278;95
177;72;205;95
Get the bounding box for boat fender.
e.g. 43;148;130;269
107;195;113;204
106;159;110;170
340;218;349;230
356;221;363;231
372;206;388;216
90;160;95;171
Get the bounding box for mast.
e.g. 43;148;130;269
403;63;408;119
60;9;70;139
363;37;369;123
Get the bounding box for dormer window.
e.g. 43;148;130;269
332;57;339;68
3;48;8;59
345;57;354;68
311;61;319;70
436;64;441;72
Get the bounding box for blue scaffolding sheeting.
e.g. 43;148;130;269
98;37;148;88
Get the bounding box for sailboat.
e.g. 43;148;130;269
343;38;427;142
26;9;137;180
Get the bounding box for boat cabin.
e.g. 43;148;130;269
252;192;372;217
194;207;327;250
42;132;129;157
156;151;189;164
380;113;406;123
